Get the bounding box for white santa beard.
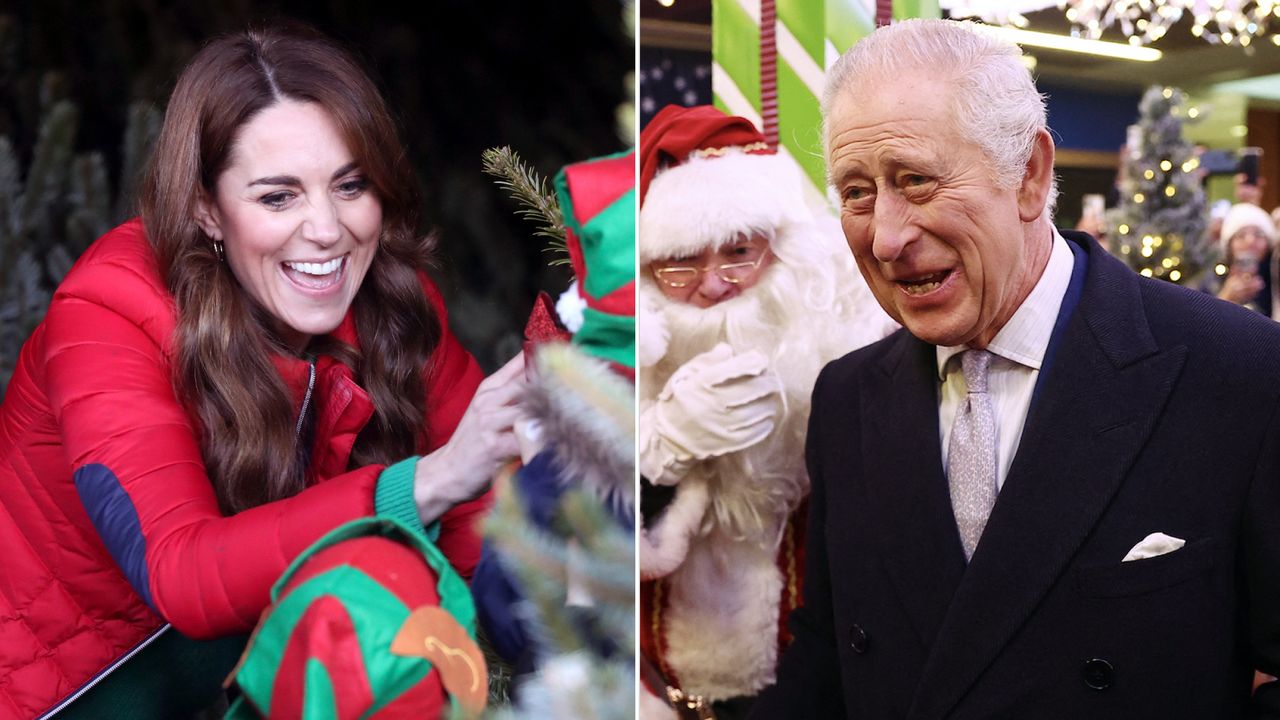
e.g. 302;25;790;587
641;263;825;547
646;261;829;415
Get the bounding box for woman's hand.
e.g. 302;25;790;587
413;353;526;524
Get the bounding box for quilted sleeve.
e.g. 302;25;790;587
45;259;380;640
417;276;491;581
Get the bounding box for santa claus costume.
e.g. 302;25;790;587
637;105;894;719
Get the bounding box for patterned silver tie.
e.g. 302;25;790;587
948;349;997;561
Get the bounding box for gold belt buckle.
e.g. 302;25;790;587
665;686;716;720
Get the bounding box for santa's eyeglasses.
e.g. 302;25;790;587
650;247;772;289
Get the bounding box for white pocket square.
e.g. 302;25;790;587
1122;532;1186;562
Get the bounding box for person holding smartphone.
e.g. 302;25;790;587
1212;202;1277;318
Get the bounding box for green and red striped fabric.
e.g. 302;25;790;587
555;149;636;371
225;517;482;719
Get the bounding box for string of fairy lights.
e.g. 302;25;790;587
948;0;1280;47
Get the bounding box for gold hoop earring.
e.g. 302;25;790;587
213;240;225;262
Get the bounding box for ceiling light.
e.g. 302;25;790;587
967;23;1162;61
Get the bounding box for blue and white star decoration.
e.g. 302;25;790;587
639;48;712;127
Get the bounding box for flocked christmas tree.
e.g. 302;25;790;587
0;88;159;400
1109;86;1210;285
0;13;162;401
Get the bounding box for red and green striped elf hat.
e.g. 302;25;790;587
224;517;486;719
554;148;636;373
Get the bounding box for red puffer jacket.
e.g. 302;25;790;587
0;219;488;719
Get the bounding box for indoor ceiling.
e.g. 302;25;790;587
1011;5;1280;100
639;0;1280;104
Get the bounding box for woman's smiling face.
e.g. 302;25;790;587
196;99;382;351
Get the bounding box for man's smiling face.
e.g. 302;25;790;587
826;72;1042;349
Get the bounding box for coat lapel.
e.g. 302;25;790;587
907;242;1188;719
860;331;967;652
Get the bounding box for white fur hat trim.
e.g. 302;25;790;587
640;149;810;263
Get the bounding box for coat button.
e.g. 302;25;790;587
1082;658;1114;690
849;624;869;654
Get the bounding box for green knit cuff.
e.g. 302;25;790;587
374;457;439;543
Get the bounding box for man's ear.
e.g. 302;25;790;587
1017;129;1055;222
194;190;222;239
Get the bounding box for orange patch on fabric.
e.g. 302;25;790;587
390;606;487;718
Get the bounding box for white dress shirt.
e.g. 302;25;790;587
937;229;1074;491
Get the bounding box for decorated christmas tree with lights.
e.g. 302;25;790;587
1109;85;1209;285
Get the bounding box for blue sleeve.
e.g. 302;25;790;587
73;463;155;610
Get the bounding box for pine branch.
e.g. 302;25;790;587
0;138;20;258
486;657;633;720
66;152;110;254
19;100;76;242
481;146;570;266
0;100;74;328
485;489;585;653
117;102;161;222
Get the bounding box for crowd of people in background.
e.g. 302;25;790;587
1077;169;1280;319
1202;175;1280;319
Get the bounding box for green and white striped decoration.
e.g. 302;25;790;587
712;0;939;212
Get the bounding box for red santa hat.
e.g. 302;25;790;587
639;104;810;263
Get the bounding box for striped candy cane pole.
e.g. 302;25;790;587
760;0;779;149
713;0;829;210
713;0;939;211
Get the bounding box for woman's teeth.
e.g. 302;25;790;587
284;258;342;275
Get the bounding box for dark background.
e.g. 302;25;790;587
1;0;632;371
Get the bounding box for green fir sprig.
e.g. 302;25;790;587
481;146;570;266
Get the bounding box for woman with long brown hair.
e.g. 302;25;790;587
0;25;521;718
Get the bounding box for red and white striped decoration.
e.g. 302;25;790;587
876;0;893;26
759;0;779;150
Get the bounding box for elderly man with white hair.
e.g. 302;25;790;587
752;18;1280;719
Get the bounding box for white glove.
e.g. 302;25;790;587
640;343;783;484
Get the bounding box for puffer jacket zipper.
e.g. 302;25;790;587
294;360;316;441
38;624;171;718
